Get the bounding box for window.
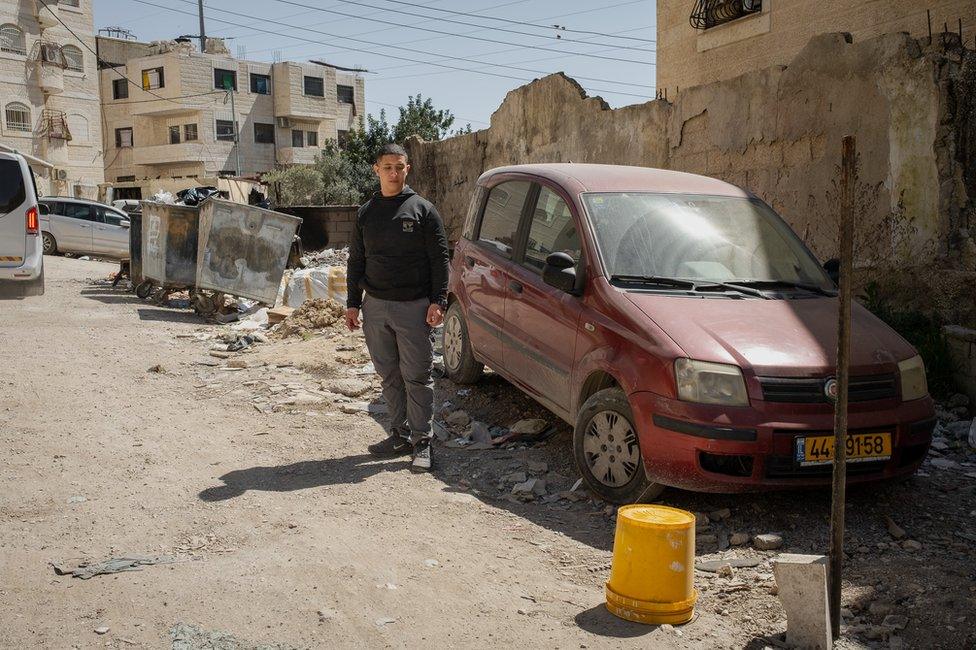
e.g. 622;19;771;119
0;24;26;55
62;45;83;71
5;102;31;132
477;181;532;259
250;72;270;94
116;175;135;182
306;130;318;147
215;119;236;142
141;67;164;90
66;114;88;143
523;187;581;272
96;206;126;226
214;67;237;91
112;78;128;100
254;123;274;144
168;125;180;144
303;75;324;97
61;202;94;221
337;129;350;149
336;84;354;104
291;129;304;147
0;160;26;213
115;127;132;148
183;124;197;141
690;0;762;30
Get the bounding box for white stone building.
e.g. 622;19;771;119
96;36;366;198
0;0;103;197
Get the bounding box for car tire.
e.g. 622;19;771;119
574;387;664;504
135;280;154;300
41;232;57;255
442;302;484;384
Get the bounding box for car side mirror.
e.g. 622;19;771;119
543;252;578;294
120;220;130;228
823;258;839;286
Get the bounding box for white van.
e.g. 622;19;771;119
0;151;43;298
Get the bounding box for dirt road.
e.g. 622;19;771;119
1;256;973;649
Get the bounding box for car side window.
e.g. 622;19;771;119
523;186;582;273
477;181;531;259
62;202;94;221
96;207;124;226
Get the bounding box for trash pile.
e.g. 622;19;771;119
281;247;349;308
149;186;225;205
274;298;346;339
435;409;558;450
300;247;349;269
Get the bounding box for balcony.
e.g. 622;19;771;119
690;0;762;30
34;0;59;29
133;142;206;166
42;109;71;140
278;147;318;165
31;41;65;94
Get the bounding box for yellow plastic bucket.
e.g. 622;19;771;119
605;504;697;625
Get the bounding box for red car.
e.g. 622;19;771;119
443;164;935;503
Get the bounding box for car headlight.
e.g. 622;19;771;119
675;358;749;406
898;355;928;401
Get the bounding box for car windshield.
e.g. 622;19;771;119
582;192;833;291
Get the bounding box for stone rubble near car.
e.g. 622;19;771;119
326;378;370;398
508;419;547;435
885;516;907;540
730;532;751;546
753;533;784;550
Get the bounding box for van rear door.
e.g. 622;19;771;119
0;157;28;267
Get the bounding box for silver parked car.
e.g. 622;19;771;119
0;150;44;298
39;197;130;259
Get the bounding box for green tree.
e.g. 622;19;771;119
392;94;456;142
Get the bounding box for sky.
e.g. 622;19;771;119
93;0;657;131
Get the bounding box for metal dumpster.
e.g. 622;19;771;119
128;210;144;288
196;198;302;305
141;201;201;290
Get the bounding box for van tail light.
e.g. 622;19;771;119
26;206;39;235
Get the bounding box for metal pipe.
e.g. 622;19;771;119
829;135;856;639
198;0;206;53
229;88;242;177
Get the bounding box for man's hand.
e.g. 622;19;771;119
426;303;444;327
345;308;361;331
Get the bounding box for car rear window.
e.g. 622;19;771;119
0;159;26;214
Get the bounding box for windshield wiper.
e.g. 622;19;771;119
610;275;698;290
693;282;771;299
724;279;838;297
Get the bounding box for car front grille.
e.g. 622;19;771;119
758;374;897;404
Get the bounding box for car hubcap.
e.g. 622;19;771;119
443;314;463;371
43;236;52;253
583;410;640;487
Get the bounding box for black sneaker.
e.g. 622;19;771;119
411;439;433;473
368;436;412;458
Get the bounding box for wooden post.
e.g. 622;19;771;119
829;135;856;639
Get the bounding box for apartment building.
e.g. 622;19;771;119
0;0;103;197
657;0;976;95
96;36;365;191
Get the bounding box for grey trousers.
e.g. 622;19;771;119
361;295;434;443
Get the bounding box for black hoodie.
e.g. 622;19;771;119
346;186;449;309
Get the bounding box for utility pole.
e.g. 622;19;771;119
226;81;241;177
198;0;206;53
828;135;856;639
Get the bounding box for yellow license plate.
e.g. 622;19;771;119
796;432;892;466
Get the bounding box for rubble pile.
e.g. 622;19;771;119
301;247;349;268
274;299;345;338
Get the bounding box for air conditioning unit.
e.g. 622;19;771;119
275;117;291;128
53;168;68;181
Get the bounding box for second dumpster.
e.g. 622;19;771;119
141;201;201;293
195;198;303;306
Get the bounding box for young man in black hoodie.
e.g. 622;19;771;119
345;144;449;472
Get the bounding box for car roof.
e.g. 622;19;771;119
478;163;751;198
41;196;116;208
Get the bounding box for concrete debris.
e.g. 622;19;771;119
266;306;294;325
885;516;907;540
94;626;109;635
469;420;492;444
730;532;751;546
446;410;471;428
526;460;548;474
339;402;387;415
209;350;231;359
504;471;528;483
882;614;908;630
717;563;735;578
930;457;960;470
52;555;176;579
274;299;345;338
170;622;300;650
508;419;547;435
695;557;765;573
753;534;784;550
374;617;396;627
424;559;439;567
67;495;87;504
327;378;370;397
901;540;923;551
512;478;547;497
302;247;349;268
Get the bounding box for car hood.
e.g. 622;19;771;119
624;293;915;376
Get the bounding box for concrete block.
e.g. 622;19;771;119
772;553;831;650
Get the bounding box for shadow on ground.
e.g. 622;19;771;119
198;453;410;501
137;308;203;324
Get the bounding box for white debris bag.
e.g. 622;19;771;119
150;190;175;204
283;266;347;308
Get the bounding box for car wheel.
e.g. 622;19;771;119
442;302;483;384
574;387;664;504
41;232;57;255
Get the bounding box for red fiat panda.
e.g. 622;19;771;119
443;164;935;504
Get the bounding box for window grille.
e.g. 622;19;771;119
690;0;762;30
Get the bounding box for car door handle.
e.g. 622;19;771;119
509;280;523;294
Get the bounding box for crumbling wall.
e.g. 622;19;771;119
405;32;974;323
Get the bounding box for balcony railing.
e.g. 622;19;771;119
30;40;66;67
690;0;762;30
42;109;71;140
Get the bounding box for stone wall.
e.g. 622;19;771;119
405;32;975;324
277;205;358;250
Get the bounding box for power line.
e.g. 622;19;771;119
261;0;654;62
126;0;655;98
337;0;658;44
